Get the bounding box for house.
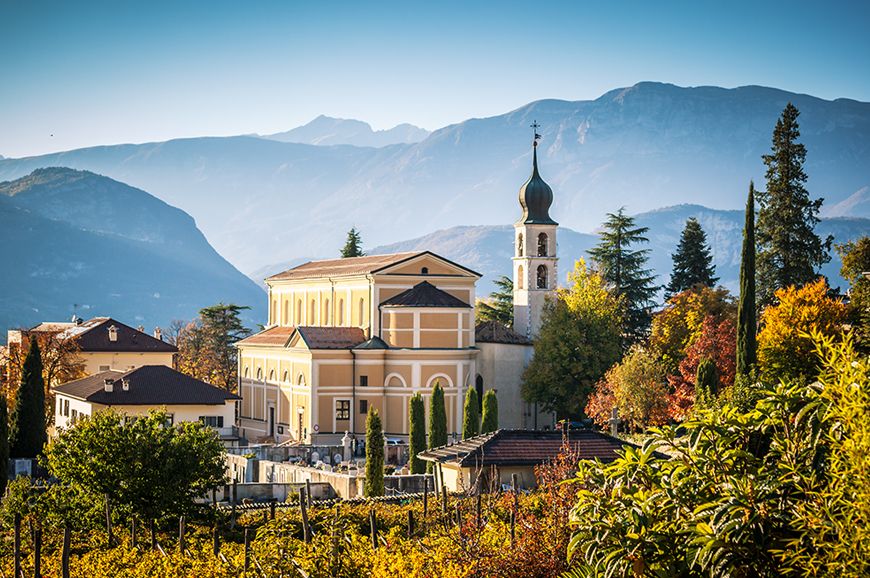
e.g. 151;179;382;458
418;429;636;492
6;316;176;384
236;135;560;445
53;365;240;445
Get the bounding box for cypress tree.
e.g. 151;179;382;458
480;389;498;434
588;207;657;345
665;217;718;298
736;183;758;378
408;393;426;475
756;103;831;307
427;382;448;472
340;227;365;258
695;358;718;409
9;339;47;459
364;409;384;497
0;396;8;496
462;387;480;439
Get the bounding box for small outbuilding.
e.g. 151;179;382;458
418;428;636;492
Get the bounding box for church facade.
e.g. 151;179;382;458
237;135;558;444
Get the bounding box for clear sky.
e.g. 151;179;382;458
2;0;868;158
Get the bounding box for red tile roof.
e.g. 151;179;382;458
474;321;531;345
266;252;419;281
47;317;177;353
418;429;637;467
295;326;367;349
235;326;296;347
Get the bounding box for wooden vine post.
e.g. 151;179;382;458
13;513;21;578
104;493;113;546
243;528;251;573
300;488;311;543
369;508;378;550
62;522;71;578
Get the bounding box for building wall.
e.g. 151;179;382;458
54;394;236;432
476;342;552;430
79;351;175;376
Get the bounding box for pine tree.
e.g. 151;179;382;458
408;393;426;474
736;183;758;378
480;389;498;434
9;339;47;459
462;387;480;439
340;227;365;258
426;382;447;472
198;303;251;391
756;103;831;307
0;396;8;496
364;409;384;497
665;217;718;297
476;276;513;326
695;358;718;409
588;208;657;345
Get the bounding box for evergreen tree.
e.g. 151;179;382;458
9;339;47;459
480;389;498;434
363;409;384;497
695;358;718;409
198;303;251;391
837;237;870;354
0;395;8;496
665;217;718;297
408;393;426;474
756;103;832;307
427;382;448;472
476;276;513;326
340;227;365;258
462;387;480;439
588;207;657;345
736;183;758;378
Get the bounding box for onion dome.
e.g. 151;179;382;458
518;143;558;225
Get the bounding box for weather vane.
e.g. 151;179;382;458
531;120;542;146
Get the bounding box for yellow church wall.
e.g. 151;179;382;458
318;364;353;387
382;311;414;330
419;331;461;349
78;351;175;377
420;312;461;329
385;396;404;434
384;329;413;348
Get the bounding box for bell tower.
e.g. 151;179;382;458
513;122;558;339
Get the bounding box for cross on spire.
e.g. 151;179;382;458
531;120;541;147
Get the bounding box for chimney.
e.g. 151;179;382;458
137;325;145;333
121;379;130;391
153;327;163;341
104;379;114;393
108;325;118;342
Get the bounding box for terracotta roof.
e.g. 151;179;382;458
267;252;419;281
475;321;531;345
418;429;636;467
48;317;177;353
235;326;296;347
380;281;471;309
54;365;239;406
295;326;368;349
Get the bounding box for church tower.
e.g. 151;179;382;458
513;123;558;339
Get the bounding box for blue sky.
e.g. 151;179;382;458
2;0;868;157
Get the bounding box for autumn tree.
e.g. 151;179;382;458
757;278;848;383
756;103;831;307
476;275;513;326
649;286;735;375
480;389;498;434
9;339;47;459
667;315;736;420
341;227;365;258
0;396;8;495
588;207;657;345
175;303;251;391
586;346;668;431
665;217;718;298
523;259;623;419
694;358;718;410
837;236;870;353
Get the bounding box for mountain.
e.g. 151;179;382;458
0;82;867;273
263;115;430;147
252;205;867;298
0;168;265;341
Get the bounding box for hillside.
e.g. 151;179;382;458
263;115;430;147
0;168;265;340
0;82;867;273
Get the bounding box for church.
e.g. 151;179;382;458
236;133;558;444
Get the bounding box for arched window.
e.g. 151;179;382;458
256;368;263;381
244;367;250;378
517;265;524;289
517;233;524;256
324;298;331;325
421;267;429;275
297;373;306;386
537;233;548;257
268;369;275;382
475;375;484;413
358;298;365;326
309;300;316;325
338;299;345;325
385;373;407;387
282;370;289;383
536;265;548;289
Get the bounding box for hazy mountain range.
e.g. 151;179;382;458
0;168;265;341
1;82;867;275
252;205;867;296
262;115;430;147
